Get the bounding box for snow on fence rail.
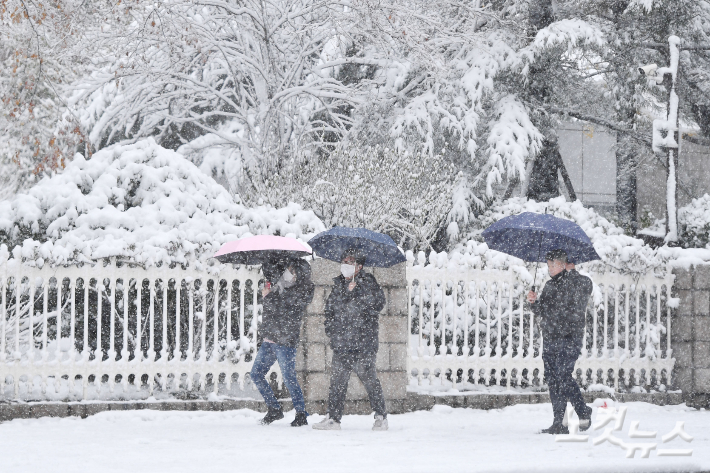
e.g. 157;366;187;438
0;259;271;401
406;261;676;392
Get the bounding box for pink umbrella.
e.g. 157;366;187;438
213;235;311;265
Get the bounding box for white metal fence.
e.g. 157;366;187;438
0;259;272;401
406;262;676;392
0;257;678;401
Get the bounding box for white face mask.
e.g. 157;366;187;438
340;263;356;278
283;268;294;283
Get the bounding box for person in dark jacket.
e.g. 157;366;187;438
527;249;593;434
251;257;314;426
312;248;388;431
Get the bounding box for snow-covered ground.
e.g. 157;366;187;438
0;400;707;472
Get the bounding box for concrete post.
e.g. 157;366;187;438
299;259;409;415
672;265;710;408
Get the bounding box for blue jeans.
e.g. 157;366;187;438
250;341;306;413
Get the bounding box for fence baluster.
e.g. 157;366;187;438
507;280;513;358
614;286;619;358
239;282;245;362
70;278;76;362
528;284;534;359
56;280;62;363
624;286;630;359
226;281;232;361
518;292;524;358
122;279;129;362
666;284;672;357
417;279;423;356
656;284;662;356
161;281;168;361
1;277;5;362
226;280;233;389
213;279;219;362
603;285;608;360
496;283;502;360
442;273;447;356
29;280;35;362
175;280;181;361
452;276;457;359
109;279;116;362
149;283;155;360
429;280;434;355
252;278;258;357
645;286;651;357
486;282;491;356
96;281;102;362
474;282;480;358
201;281;207;362
592;287;598;358
463;277;469;357
634;284;641;358
137;279;143;362
188;281;194;362
82;282;88;362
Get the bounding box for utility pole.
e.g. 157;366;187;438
651;36;681;243
643;37;710;243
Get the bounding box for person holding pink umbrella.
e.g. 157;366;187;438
251;257;314;426
214;236;314;426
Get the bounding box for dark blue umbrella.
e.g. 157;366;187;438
307;226;406;267
482;212;601;263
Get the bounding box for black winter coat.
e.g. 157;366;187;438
259;259;315;348
532;269;593;342
324;271;386;354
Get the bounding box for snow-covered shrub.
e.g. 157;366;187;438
0;138;325;267
678;194;710;249
247;146;456;251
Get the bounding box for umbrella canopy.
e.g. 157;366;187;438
307;226;406;268
213;235;311;265
481;212;601;264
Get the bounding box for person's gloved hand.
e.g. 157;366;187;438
527;291;537;303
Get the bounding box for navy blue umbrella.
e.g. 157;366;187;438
307;226;406;267
482;212;601;289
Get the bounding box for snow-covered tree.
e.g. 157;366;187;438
247;145;457;250
8;0;709;252
70;0;389;182
0;0;90;198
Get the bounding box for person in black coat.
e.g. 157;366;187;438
527;249;593;434
251;257;314;426
312;248;388;431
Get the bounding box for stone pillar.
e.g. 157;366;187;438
298;259;409;415
672;265;710;408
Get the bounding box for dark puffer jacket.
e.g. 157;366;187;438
259;259;315;348
532;269;593;342
324;271;386;354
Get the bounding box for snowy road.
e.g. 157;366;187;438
0;400;708;473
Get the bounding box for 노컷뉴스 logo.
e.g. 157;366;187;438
554;402;693;458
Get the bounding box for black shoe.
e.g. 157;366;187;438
260;407;284;425
291;412;308;427
578;417;592;432
541;423;569;435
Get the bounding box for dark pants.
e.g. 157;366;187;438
251;341;306;413
542;339;592;424
328;350;387;422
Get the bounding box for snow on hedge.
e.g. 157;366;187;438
678;194;710;249
0;139;325;267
